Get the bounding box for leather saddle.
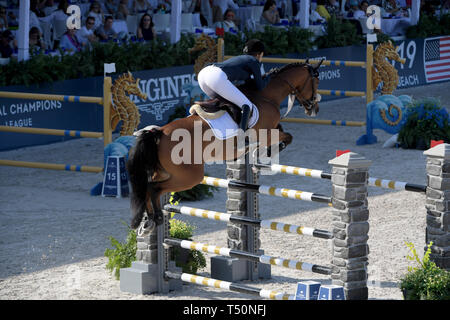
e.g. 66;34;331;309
191;98;243;125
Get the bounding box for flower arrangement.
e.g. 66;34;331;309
397;97;450;150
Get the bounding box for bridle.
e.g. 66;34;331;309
279;64;320;114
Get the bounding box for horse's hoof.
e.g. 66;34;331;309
137;219;155;236
154;212;164;226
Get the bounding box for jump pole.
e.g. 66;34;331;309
164;204;333;239
165;272;294;300
165;238;333;275
0;159;103;173
0;125;103;138
253;163;427;193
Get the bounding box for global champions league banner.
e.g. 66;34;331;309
0;36;449;151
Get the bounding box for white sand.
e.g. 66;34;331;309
0;82;449;300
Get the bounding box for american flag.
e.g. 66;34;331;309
424;36;450;83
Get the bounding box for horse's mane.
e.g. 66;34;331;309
265;62;308;77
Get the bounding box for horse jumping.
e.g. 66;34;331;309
126;61;323;231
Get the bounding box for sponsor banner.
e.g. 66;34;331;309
0;77;104;151
127;65;197;128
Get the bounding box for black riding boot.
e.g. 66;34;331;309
240;104;251;131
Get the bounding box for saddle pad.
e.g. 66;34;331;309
199;106;259;140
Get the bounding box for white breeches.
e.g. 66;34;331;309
197;65;258;127
197;65;253;109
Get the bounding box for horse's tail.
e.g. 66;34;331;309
127;129;162;229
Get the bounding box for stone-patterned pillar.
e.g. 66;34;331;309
211;157;270;281
120;193;181;294
329;152;371;300
423;143;450;270
226;159;259;251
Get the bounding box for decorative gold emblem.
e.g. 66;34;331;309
110;71;147;136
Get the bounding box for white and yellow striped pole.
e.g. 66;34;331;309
201;176;332;204
164;204;333;239
166;272;294;300
253;164;426;193
165;238;332;275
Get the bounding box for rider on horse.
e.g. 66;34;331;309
197;39;268;131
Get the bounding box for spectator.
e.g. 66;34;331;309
347;0;369;18
96;16;118;41
0;29;13;58
116;0;130;20
382;0;401;14
355;0;369;18
30;0;47;18
88;1;104;30
7;11;18;28
158;0;172;12
213;0;238;16
187;0;209;26
261;0;281;24
60;27;84;52
133;0;153;14
316;0;332;20
77;16;98;46
443;0;450;12
215;9;239;32
294;1;326;23
325;0;340;15
137;13;156;41
105;0;119;16
43;0;57;16
29;26;46;51
0;6;8;29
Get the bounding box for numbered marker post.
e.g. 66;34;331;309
66;5;81;30
102;156;129;198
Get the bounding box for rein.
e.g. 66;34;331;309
279;65;318;113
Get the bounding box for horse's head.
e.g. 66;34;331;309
269;61;322;117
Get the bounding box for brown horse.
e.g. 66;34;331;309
127;62;322;231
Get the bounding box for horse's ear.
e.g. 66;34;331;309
313;59;324;70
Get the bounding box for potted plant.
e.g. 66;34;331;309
399;241;450;300
169;218;207;274
397;98;450;150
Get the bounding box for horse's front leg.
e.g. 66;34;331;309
252;124;293;162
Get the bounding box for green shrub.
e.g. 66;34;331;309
104;219;207;280
400;242;450;300
169;219;207;274
406;13;450;39
314;15;364;49
104;222;137;280
397;98;450;149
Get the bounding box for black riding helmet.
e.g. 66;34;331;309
243;39;265;55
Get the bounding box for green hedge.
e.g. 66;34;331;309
406;13;450;39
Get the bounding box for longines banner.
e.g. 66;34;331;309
1;36;449;151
